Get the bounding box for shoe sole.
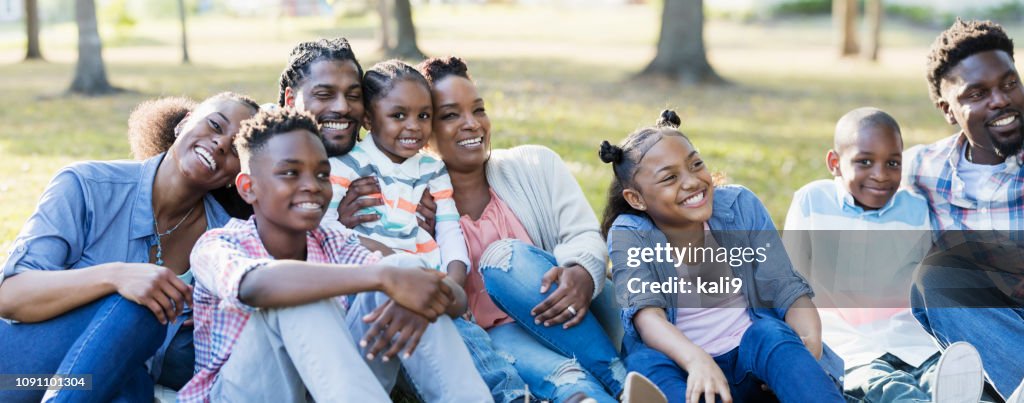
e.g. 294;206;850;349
933;342;984;403
622;372;667;403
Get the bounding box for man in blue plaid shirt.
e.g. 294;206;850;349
904;18;1024;400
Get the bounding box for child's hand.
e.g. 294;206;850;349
361;299;429;361
531;264;594;329
684;354;733;403
380;266;453;320
337;176;382;228
417;186;436;236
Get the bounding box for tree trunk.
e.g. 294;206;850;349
390;0;424;59
69;0;116;95
377;0;392;52
639;0;724;85
178;0;190;64
25;0;43;60
863;0;881;61
834;0;859;56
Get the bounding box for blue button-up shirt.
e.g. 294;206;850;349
2;153;230;292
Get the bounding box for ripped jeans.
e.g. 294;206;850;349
473;239;626;403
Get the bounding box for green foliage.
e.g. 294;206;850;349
771;0;831;17
0;6;968;258
885;4;955;28
100;0;138;41
885;1;1024;28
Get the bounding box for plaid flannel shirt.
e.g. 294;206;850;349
904;133;1024;298
177;217;378;403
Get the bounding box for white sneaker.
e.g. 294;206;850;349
620;371;667;403
932;342;984;403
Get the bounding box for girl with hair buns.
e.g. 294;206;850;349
418;56;647;403
601;111;844;403
0;92;258;402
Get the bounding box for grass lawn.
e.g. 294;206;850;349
0;4;1005;259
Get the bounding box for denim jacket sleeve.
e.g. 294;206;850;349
732;189;844;385
735;188;813;319
2;169;88;286
608;216;670;340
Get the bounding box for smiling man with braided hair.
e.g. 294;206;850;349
277;37;439;237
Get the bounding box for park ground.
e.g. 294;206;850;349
2;4;1021;258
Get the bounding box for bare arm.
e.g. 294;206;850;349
239;261;453;320
0;265;117;322
0;262;192;325
784;295;823;359
441;272;467;317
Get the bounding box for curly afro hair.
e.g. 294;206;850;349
128;96;197;160
235;107;321;172
926;18;1014;103
416;56;472;85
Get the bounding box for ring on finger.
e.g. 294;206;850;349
566;305;578;316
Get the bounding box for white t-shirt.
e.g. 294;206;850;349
957;148;1007;203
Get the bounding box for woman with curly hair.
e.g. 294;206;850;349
0;92;258;402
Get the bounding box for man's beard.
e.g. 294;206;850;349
992;128;1024;159
325;132;362;156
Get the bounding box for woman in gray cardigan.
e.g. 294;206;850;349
417;57;626;403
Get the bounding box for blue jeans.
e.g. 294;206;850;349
0;294;165;403
456;318;529;403
843;353;939;403
624;318;844;403
478;239;626;402
910;252;1024;398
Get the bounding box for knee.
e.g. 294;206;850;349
545;357;590;388
744;318;797;347
479;239;532;275
269;298;347;322
624;344;677;374
107;295;164;341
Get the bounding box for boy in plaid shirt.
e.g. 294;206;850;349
178;108;489;402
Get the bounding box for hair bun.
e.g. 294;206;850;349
656;109;681;129
598;140;624;164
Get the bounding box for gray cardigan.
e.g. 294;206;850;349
485;145;608;296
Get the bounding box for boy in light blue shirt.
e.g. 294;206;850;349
783;107;984;403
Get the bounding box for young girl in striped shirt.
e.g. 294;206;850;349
322;59;471;317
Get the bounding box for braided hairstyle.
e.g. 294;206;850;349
416;56;471;85
598;110;691;236
927;19;1014;104
277;37;364;107
362;59;432;114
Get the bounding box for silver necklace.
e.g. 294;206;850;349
154;204;197;266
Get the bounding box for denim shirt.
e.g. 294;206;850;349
2;152;230;306
607;185;844;385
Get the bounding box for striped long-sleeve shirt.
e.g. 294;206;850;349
323;135;469;272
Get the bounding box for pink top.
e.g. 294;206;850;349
459;189;533;330
673;223;753;357
675;293;752;357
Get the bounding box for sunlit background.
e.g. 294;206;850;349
2;0;1023;257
